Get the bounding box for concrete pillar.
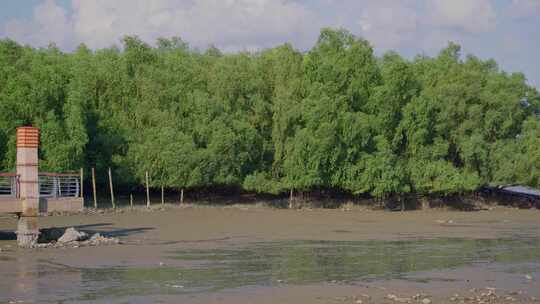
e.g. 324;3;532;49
15;127;40;247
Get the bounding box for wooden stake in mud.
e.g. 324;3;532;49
130;193;134;209
180;188;184;205
108;167;115;209
80;168;84;201
289;189;294;209
146;171;150;208
161;185;164;205
91;167;97;209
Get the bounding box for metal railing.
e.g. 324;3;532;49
0;173;18;197
39;173;80;198
0;172;79;199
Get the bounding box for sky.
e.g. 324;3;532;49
0;0;539;89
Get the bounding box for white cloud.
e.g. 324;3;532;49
3;0;73;48
426;0;497;34
357;0;418;49
507;0;540;18
2;0;321;51
0;0;503;52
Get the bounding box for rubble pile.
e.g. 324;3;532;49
35;227;120;248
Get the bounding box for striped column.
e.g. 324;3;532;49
16;127;40;247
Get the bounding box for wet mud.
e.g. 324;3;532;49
0;206;539;303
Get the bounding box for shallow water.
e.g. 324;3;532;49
2;238;540;303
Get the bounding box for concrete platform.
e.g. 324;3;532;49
0;197;84;214
0;197;20;213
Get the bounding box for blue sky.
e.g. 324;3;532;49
1;0;539;89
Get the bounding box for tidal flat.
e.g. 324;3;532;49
1;206;539;303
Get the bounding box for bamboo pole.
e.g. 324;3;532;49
80;168;84;201
108;167;115;209
161;185;164;205
180;188;184;205
146;171;150;208
91;167;97;209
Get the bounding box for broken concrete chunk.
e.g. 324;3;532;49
58;228;89;243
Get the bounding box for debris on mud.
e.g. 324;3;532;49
349;287;540;304
436;219;455;225
35;227;120;248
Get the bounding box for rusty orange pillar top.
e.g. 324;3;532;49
16;127;40;216
16;127;39;149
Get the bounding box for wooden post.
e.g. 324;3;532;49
180;188;184;205
91;167;97;209
161;185;164;205
130;193;133;209
146;171;150;208
108;168;115;209
289;189;294;209
80;168;84;200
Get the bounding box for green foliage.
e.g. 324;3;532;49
0;29;538;197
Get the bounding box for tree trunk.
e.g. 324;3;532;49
180;188;184;205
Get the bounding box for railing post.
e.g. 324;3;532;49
12;175;17;198
80;168;84;199
52;176;57;197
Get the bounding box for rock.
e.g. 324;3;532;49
85;233;120;246
58;228;88;243
386;295;411;303
38;227;65;243
421;298;431;304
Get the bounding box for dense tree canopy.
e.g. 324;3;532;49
0;28;539;198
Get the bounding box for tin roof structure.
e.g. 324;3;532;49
500;186;540;197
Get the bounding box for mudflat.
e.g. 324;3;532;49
1;206;539;303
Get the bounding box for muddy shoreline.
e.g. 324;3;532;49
1;206;539;303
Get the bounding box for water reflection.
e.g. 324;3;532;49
0;255;84;303
79;238;540;300
1;238;540;303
